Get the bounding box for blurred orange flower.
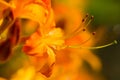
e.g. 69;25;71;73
0;0;51;61
1;0;116;80
22;4;98;79
21;0;101;78
0;0;51;24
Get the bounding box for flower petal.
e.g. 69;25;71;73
46;46;55;65
19;3;47;25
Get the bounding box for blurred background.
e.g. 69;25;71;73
86;0;120;80
0;0;120;80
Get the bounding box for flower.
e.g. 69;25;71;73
0;0;50;31
22;0;117;78
0;0;51;62
0;0;117;79
22;7;96;78
23;27;64;77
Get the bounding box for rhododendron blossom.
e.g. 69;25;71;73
0;0;117;79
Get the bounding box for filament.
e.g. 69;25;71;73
71;14;89;34
78;32;96;45
84;16;94;28
68;40;117;49
74;16;94;36
65;14;94;39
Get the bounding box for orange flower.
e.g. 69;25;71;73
0;0;50;25
0;0;116;78
22;13;96;77
22;0;117;78
0;0;51;62
23;27;64;77
0;0;117;79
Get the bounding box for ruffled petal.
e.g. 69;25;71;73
19;3;47;25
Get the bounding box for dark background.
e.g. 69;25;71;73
87;0;120;80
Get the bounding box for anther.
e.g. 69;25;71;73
65;14;94;39
82;28;86;31
92;32;96;35
82;14;89;22
82;19;85;22
114;40;118;44
86;13;89;17
91;16;94;19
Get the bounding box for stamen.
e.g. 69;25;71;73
74;15;94;35
85;16;94;28
82;13;89;22
68;40;117;49
72;14;89;34
92;32;96;35
65;14;94;39
78;32;96;45
82;28;86;31
65;14;90;39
